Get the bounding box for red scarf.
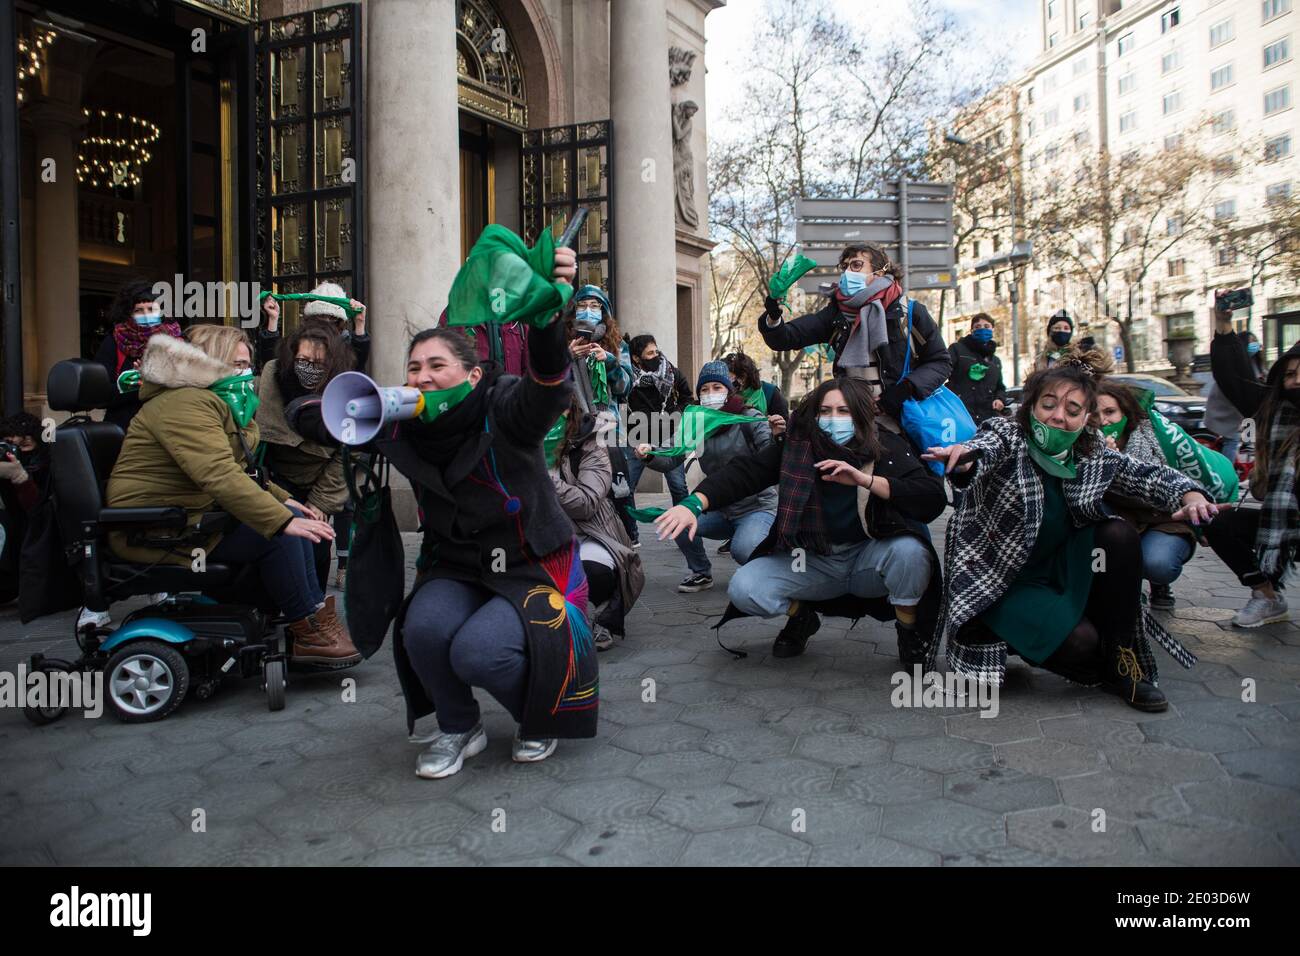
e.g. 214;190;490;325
112;321;183;370
833;278;903;326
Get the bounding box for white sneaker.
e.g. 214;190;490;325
415;724;488;779
77;607;111;630
148;592;169;605
511;732;557;763
1232;591;1289;628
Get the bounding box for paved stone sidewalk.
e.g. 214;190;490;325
1;500;1298;866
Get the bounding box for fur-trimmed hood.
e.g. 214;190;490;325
139;333;231;392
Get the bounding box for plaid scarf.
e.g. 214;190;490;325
1256;401;1300;579
113;320;183;364
773;428;872;554
631;356;676;408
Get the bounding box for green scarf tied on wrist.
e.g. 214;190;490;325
628;492;704;524
446;223;573;330
767;254;818;304
209;371;260;428
1026;416;1084;479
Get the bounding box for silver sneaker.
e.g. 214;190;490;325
415;723;487;779
593;621;615;651
511;732;557;763
1232;592;1289;628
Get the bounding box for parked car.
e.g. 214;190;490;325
1108;374;1207;434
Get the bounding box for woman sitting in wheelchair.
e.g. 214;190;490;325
105;323;361;666
655;377;946;665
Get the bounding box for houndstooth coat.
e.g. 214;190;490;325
940;415;1204;685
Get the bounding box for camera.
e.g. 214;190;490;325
1215;288;1253;312
0;440;19;459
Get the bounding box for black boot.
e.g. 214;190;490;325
1148;582;1175;609
896;620;928;669
1102;641;1167;712
773;605;820;658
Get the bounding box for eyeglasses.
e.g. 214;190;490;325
841;257;869;272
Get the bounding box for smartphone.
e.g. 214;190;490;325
557;206;589;249
1216;288;1253;312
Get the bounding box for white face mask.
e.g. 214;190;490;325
700;393;727;409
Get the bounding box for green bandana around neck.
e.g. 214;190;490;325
1099;416;1128;441
209;372;260;428
742;385;769;414
417;380;475;423
1027;415;1083;479
968;362;989;382
543;414;568;469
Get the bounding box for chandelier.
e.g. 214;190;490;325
77;108;162;190
16;26;57;105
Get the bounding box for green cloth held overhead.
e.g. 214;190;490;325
642;405;754;460
447;224;573;330
768;254;818;303
258;290;363;318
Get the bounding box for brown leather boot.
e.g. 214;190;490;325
286;595;362;666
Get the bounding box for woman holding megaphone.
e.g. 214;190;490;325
363;244;597;779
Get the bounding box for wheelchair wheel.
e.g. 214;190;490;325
23;659;74;726
105;641;189;723
264;659;286;712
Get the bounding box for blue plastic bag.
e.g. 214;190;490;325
898;300;976;476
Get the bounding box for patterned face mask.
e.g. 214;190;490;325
294;358;327;389
209;371;260;428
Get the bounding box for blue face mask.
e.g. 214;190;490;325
818;416;855;445
839;270;867;297
973;327;994;343
1247;342;1261;355
133;311;163;326
576;308;602;325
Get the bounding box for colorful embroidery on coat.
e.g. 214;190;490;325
524;541;597;714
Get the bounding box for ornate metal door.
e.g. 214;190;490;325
255;3;363;331
521;121;613;299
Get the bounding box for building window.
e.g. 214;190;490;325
1044;107;1060;127
1212;108;1236;133
1210;19;1235;48
1027;118;1037;138
1028;86;1036;104
1118;32;1134;56
1163;90;1183;114
1214;154;1237;177
1166;216;1184;236
1048;0;1057;18
1073;129;1090;146
1168;258;1187;277
1162;8;1180;32
1265;133;1293;160
1074;92;1090;113
1217;246;1238;267
1164;133;1185;150
1162;49;1182;73
1079;11;1093;30
1119;109;1137;132
1049;31;1060;48
1044;71;1059;92
1074;55;1090;76
973;241;981;259
1264;84;1292;114
1264;36;1291;68
1266;181;1293;203
1211;63;1234;89
1263;0;1292;25
1214;199;1237;220
1119;71;1137;94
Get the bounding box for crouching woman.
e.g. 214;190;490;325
925;359;1222;713
655;378;945;665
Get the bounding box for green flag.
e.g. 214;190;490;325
258;290;362;317
644;405;754;460
1135;389;1239;503
768;254;817;303
447;224;573;329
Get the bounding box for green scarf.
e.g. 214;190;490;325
117;369;141;393
418;380;474;423
1100;416;1128;441
628;493;704;525
742;385;769;414
1026;416;1083;479
258;290;362;317
968;362;989;382
543;414;568;469
767;254;818;304
446;224;573;329
209;372;260;428
588;355;609;407
644;405;755;459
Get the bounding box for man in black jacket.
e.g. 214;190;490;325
946;313;1007;427
758;244;951;433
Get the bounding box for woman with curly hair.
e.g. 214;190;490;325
564;284;632;416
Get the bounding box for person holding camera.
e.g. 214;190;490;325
565;284;631;416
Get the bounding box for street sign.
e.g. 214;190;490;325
794;182;956;295
1114;345;1124;362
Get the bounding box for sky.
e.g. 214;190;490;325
704;0;1042;134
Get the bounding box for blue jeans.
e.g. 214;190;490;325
1220;436;1240;464
208;507;323;620
402;578;528;734
694;510;775;565
728;535;933;618
625;451;710;575
1141;530;1193;585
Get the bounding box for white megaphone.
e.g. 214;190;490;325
322;371;424;445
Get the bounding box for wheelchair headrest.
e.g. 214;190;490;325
48;359;113;412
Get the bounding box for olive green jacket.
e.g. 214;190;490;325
106;334;293;565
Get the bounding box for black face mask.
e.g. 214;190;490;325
1050;330;1073;348
639;355;662;372
1283;387;1300;409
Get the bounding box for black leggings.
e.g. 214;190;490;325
583;561;616;609
958;519;1142;683
1204;507;1277;590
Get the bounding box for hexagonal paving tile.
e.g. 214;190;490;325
809;836;940;866
352;799;474;850
678;825;811;866
449;806;578;863
1006;806;1149;864
545;777;662;825
944;767;1060;814
997;738;1105;778
1138;817;1293;866
1139;717;1259;754
1058;772;1187;823
834;761;943;804
759;793;881;846
893;735;996;773
880;798;1006;855
631;750;735;789
1178;779;1300;830
650;783;767;831
792;732;891;768
1102;743;1225;783
945;713;1043;745
561;817;692;866
611;721;707;755
1218;747;1300;789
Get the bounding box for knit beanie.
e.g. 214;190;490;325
696;360;733;393
303;281;349;322
1047;309;1073;332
